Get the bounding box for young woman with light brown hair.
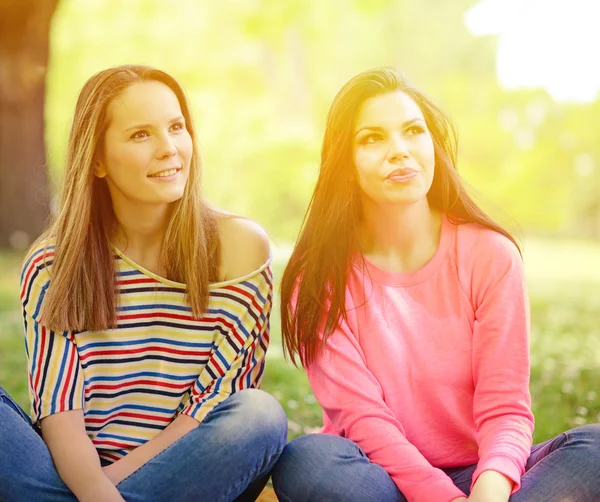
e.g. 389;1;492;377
271;67;600;502
0;65;286;502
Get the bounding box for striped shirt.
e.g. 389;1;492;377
20;240;272;464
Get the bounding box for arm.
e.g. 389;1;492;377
104;264;273;485
469;235;534;498
22;315;122;500
102;414;198;485
307;318;466;502
21;249;124;500
42;411;125;502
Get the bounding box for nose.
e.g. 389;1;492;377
156;134;177;160
388;133;410;162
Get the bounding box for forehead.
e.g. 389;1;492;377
106;80;183;127
354;91;424;129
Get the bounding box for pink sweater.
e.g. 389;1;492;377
307;214;534;502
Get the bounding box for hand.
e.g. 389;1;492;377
450;498;468;502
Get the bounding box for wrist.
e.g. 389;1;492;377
102;461;126;486
76;476;124;502
470;470;513;502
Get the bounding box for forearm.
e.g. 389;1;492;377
469;470;513;502
104;414;199;485
42;414;124;501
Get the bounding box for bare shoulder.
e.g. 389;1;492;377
215;211;271;281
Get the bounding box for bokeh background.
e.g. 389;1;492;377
1;0;600;449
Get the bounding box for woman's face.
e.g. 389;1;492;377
352;91;435;208
96;80;193;211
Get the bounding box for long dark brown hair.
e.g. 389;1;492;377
32;65;220;332
280;67;520;367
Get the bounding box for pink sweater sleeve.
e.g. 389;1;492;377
469;234;535;494
307;319;466;502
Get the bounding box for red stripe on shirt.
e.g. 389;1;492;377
79;346;211;362
86;411;172;424
85;378;193;393
60;345;78;408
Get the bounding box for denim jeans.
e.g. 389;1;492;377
0;386;287;502
272;426;600;501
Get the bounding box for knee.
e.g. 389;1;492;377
221;389;288;447
275;434;360;469
0;388;30;424
272;434;361;492
571;423;600;451
283;433;359;461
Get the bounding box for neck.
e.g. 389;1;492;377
111;200;172;259
359;198;442;273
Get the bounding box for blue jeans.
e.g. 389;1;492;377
272;426;600;501
0;386;287;502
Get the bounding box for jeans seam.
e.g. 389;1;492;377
0;394;33;425
217;445;284;502
275;488;293;502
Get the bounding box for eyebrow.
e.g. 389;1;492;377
125;115;185;132
355;118;424;137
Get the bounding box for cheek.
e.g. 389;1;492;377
413;137;435;169
178;133;194;164
355;147;384;175
106;147;151;184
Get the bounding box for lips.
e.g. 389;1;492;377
386;167;419;179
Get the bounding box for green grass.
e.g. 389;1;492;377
2;238;600;445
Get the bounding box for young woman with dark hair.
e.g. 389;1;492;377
272;67;600;502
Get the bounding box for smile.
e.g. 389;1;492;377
148;168;181;178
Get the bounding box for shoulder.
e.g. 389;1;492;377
20;236;55;317
453;220;524;301
455;220;521;268
214;211;271;281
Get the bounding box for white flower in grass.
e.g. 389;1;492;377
303;426;321;434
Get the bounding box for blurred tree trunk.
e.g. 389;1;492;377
0;0;58;249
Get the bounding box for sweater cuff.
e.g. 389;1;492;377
471;456;523;494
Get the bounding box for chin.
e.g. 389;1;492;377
165;192;186;204
160;185;187;203
385;191;428;204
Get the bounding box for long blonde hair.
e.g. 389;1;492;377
34;65;220;332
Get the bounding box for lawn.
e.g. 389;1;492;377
1;237;599;445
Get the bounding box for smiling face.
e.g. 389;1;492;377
96;80;193;213
352;90;435;209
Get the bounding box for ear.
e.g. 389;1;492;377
94;160;107;179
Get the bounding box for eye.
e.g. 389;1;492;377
360;133;383;145
406;124;426;136
171;121;185;132
131;130;149;140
